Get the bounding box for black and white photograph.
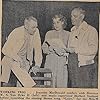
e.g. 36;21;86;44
0;0;99;89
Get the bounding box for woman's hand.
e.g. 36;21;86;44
42;43;51;54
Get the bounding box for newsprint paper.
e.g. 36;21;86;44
0;0;100;100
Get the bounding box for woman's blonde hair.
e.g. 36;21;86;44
52;14;67;29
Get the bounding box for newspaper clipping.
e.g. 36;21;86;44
0;0;100;100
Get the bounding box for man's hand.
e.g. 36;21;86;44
54;48;66;56
62;53;69;57
29;61;33;66
14;57;24;68
49;46;54;52
15;56;22;62
15;57;28;70
29;65;40;75
65;47;75;53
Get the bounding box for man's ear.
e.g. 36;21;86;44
61;21;64;26
24;19;29;30
80;14;85;20
62;21;64;24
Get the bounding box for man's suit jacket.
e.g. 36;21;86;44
2;26;42;66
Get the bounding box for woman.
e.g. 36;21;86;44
42;14;70;88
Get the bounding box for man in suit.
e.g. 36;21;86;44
67;7;98;88
1;16;42;87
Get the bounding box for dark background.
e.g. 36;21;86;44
2;1;99;45
1;0;100;87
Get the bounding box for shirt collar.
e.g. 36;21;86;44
78;21;88;31
71;21;88;31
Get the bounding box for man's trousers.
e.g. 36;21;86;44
1;56;36;87
68;53;98;88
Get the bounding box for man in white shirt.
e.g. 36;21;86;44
1;16;42;87
67;7;98;88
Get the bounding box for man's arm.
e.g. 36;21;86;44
2;29;22;62
33;29;42;67
78;27;98;56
